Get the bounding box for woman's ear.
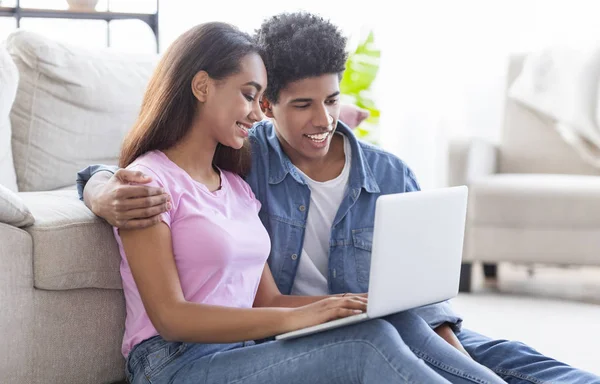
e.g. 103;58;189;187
260;97;275;118
192;71;210;102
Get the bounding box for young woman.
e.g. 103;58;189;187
115;21;454;384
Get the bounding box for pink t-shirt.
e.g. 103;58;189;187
114;150;271;357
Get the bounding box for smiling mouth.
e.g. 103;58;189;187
236;122;251;133
304;131;332;143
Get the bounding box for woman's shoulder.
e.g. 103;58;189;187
221;170;250;191
222;170;259;205
127;151;174;189
129;150;167;171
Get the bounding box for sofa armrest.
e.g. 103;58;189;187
0;222;34;382
18;189;98;228
17;190;121;290
448;138;499;186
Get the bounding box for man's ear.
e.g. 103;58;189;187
260;97;275;118
191;71;210;102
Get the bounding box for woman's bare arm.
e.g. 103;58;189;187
121;223;366;343
253;263;367;309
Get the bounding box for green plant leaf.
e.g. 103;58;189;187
341;30;381;145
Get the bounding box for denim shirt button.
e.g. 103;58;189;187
298;205;306;212
291;254;298;260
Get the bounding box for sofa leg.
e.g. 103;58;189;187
483;263;498;279
459;263;472;292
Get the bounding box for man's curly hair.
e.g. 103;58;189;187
254;12;348;104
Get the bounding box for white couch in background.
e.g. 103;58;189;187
449;54;600;291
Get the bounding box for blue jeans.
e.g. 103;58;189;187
457;329;600;384
384;311;506;383
126;318;504;384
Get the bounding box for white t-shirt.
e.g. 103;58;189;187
291;133;351;296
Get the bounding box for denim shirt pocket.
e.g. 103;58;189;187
352;227;374;291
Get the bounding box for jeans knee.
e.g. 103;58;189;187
364;318;397;333
385;309;423;326
352;319;403;346
384;310;434;341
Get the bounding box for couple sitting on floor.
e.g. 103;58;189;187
77;11;599;384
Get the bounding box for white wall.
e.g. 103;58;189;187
4;0;600;188
158;0;375;51
377;0;600;188
160;0;600;188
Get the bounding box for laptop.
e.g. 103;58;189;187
275;185;468;341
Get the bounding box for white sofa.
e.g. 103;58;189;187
1;31;157;384
449;54;600;291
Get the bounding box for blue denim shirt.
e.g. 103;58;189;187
76;120;462;331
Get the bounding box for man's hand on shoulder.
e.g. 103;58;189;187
85;169;171;230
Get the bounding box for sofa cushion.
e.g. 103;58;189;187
6;30;158;192
0;183;34;227
469;174;600;228
466;226;600;265
19;190;122;290
0;45;19;192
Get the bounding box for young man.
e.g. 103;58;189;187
79;12;599;384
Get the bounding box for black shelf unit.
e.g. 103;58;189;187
0;0;160;52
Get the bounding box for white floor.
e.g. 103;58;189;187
452;263;600;375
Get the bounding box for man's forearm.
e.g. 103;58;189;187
82;171;112;213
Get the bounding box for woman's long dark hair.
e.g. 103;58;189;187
119;22;258;175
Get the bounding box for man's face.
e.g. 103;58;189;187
266;74;341;164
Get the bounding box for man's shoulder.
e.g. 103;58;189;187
245;121;275;186
356;139;410;174
249;120;275;142
351;138;420;192
248;120;276;158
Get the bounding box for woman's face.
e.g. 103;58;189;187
200;52;267;150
